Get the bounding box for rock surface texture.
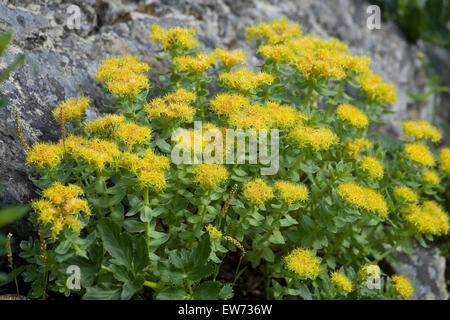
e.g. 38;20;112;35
0;0;448;299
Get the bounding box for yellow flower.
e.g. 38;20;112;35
206;224;222;239
164;88;196;104
193;164;229;188
342;54;371;75
402;120;442;143
144;92;196;123
219;68;273;92
53;97;90;122
336;104;369;128
359;264;380;280
284;248;320;279
85;114;126;137
337;182;388;218
440;148;450;174
357;71;397;105
258;44;294;62
209;93;249;116
150;25;199;50
331;272;353;293
229;104;270;130
27;143;63;168
274;181;309;205
423;170;440;185
95;55;149;96
393;186;418;205
32;182;90;238
71;138;121;170
289;48;347;80
243;178;274;205
175;123;224;155
265;101;299;129
142;148;171;172
175;53;217;74
137;169;166;191
391;275;414;299
115;122;151;149
213;48;246;69
116;149;169;191
405;201;449;236
246;19;302;44
59;135;86;153
359;156;384;180
288;126;339;151
404;143;435;166
345;139;372;159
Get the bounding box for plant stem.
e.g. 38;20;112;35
284;152;305;179
143;188;151;250
76;120;90;137
143;280;163;291
304;85;313;105
334;79;346;101
374;242;401;264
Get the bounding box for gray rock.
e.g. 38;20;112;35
0;0;447;299
390;245;448;300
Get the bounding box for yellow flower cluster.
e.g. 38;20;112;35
213;48;246;69
345;139;372;159
331;272;353;293
27;143;63;168
209;93;249;116
150;25;199;50
359;156;384;180
359;264;380;280
246;18;302;44
70;138;121;170
144;88;196;123
391;275;414;299
258;44;294;63
175;53;217;74
265;101;300;129
393;186;418;205
32;182;90;238
337;182;388;218
404;143;435;166
440;148;450;173
53;97;90;122
357;71;397;105
193;164;229;188
86;114;126;137
243;178;274;205
336;104;369;128
116;148;170;190
281;35;371;80
284;248;320;279
402;120;442;143
422;170;440;185
274;181;309;205
228;104;270;130
288;126;339;151
219;68;274;92
405;201;449;235
95;55;150;96
115;122;151;149
206;224;222;239
175;123;224;154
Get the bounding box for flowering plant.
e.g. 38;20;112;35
14;19;449;300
